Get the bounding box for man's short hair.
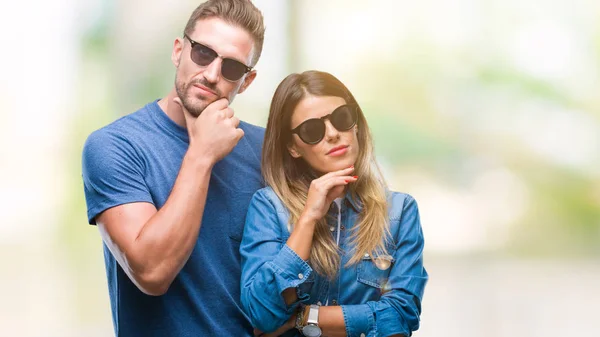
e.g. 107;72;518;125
184;0;266;67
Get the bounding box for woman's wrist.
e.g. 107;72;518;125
298;211;319;226
294;304;311;330
294;305;304;330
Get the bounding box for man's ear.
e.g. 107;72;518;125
171;37;184;67
238;70;257;94
287;142;302;158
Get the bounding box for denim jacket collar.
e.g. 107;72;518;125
344;191;363;212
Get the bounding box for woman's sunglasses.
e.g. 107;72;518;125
184;34;252;82
291;104;359;145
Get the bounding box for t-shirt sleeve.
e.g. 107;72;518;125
81;129;154;225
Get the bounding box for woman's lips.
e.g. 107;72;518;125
327;145;349;156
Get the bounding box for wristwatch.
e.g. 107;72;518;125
300;304;322;337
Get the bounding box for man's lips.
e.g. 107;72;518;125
193;83;217;96
327;145;349;155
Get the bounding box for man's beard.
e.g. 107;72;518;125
175;77;222;117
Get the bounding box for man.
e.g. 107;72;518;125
81;1;266;336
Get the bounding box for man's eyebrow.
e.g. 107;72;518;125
196;39;249;65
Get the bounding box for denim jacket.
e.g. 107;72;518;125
240;187;428;337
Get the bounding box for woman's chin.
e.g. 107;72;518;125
322;160;356;173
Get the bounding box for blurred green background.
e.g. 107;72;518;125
1;0;599;336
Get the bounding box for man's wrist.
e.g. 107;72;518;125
184;149;215;171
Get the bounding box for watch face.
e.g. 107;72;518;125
302;324;322;337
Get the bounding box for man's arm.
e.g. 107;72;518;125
96;152;212;296
95;97;243;296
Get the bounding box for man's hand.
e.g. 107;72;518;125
174;97;245;165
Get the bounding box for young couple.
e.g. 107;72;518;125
82;1;427;336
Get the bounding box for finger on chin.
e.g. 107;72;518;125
209;97;229;110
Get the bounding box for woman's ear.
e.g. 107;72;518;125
287;142;302;158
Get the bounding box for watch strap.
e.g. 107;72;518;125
306;304;320;325
295;304;308;330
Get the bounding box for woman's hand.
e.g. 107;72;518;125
301;166;357;222
286;167;357;261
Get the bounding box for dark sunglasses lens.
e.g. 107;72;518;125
191;44;216;66
299;119;326;144
331;105;357;130
221;59;247;81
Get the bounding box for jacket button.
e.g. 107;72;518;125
360;334;366;337
330;226;335;232
298;273;304;280
332;299;338;305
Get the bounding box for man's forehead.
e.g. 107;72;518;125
190;17;255;65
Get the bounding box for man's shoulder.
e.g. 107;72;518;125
239;120;265;141
82;105;158;173
84;103;155;148
234;121;265;164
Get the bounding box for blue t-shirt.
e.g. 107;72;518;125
82;100;265;336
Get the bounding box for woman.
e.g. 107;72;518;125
240;71;428;337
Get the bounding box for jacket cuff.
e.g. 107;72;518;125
269;244;313;305
341;304;375;337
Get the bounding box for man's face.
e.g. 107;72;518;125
173;17;257;116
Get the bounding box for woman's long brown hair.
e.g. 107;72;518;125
262;70;390;279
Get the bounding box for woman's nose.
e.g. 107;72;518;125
323;120;340;142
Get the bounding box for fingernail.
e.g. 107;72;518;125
353;176;358;179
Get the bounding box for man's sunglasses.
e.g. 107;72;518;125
184;34;252;82
291;104;359;145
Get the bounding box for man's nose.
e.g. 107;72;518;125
203;57;221;83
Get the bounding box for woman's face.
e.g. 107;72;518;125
288;95;360;174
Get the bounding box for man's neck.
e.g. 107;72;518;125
157;88;186;128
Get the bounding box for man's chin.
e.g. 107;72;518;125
180;103;202;117
183;96;212;117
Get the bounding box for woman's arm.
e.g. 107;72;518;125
240;167;357;333
306;194;428;337
315;306;346;337
294;306;403;337
240;190;313;333
280;167;359;306
287;167;357;259
345;194;428;336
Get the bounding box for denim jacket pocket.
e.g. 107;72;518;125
356;243;397;289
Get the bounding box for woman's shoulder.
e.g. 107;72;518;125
385;191;423;244
386;190;418;221
251;186;289;214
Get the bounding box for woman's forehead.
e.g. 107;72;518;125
292;95;346;121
